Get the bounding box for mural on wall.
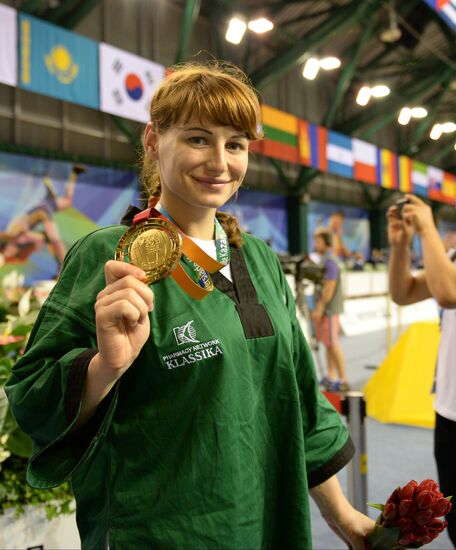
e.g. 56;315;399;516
307;200;370;262
222;188;288;253
0;152;140;283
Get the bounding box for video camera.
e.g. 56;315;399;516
278;254;326;286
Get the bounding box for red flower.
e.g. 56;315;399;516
368;479;452;549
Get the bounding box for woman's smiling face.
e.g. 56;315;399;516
144;118;250;213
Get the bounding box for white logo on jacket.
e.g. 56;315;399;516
173;320;199;345
163;321;223;370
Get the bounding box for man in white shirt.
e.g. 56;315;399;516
387;194;456;548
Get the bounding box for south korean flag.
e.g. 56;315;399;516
100;43;165;123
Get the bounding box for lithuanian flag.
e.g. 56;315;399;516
259;105;299;163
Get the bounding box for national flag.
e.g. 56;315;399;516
259;105;299;163
99;43;165;123
18;14;99;109
422;0;456;31
398;155;412;193
427;165;444;201
352;138;378;184
310;124;328;172
0;5;17;87
298;119;311;166
442;171;456;204
326;130;353;179
376;148;398;190
411;160;429;197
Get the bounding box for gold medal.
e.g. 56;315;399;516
115;218;182;284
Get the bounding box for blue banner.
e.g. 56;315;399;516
18;14;99;109
0;152;139;283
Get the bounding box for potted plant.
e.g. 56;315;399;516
0;273;77;547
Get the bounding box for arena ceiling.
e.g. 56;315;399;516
18;0;456;172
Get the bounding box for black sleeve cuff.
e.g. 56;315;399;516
64;348;98;423
63;349;117;452
307;436;356;488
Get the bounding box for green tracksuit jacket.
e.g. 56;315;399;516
6;216;354;549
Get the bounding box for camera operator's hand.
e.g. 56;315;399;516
400;194;435;236
387;199;414;248
312;304;324;323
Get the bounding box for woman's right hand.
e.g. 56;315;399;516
386;204;414;248
94;260;154;378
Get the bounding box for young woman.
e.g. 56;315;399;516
6;63;374;549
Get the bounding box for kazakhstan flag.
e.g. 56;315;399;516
19;14;99;109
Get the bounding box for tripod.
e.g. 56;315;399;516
278;253;325;381
294;276;325;381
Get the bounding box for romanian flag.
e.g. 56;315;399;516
258;105;299;163
398;155;412;193
376;148;398;190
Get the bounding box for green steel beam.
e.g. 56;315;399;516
20;0;47;14
324;18;377;127
337;67;454;138
60;0;102;29
429;141;456;165
175;0;201;64
403;80;453;156
111;116;142;152
281;5;348;26
268;158;291;188
249;0;385;91
44;0;80;23
354;0;421;72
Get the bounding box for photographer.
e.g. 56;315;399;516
311;227;349;392
388;193;456;547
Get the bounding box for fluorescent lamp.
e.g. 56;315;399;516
398;107;411;125
302;57;320;80
430;124;442;140
319;57;341;70
441;122;456;133
356;86;371;106
410;107;428;119
248;17;273;33
225;18;247;44
371;84;390;97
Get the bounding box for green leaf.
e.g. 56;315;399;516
368;525;402;550
6;428;33;458
368;503;385;512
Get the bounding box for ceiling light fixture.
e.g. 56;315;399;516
356;86;372;106
430;124;443;140
302;57;320;80
441;122;456;133
380;1;402;43
398;107;411;125
371;84;390;97
248;17;273;33
319;56;341;70
410;107;428;118
225;17;247;45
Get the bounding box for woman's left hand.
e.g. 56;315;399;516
325;508;375;550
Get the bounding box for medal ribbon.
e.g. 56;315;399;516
132;199;229;300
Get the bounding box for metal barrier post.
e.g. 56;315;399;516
342;391;368;514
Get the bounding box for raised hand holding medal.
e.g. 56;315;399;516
115;197;229;300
